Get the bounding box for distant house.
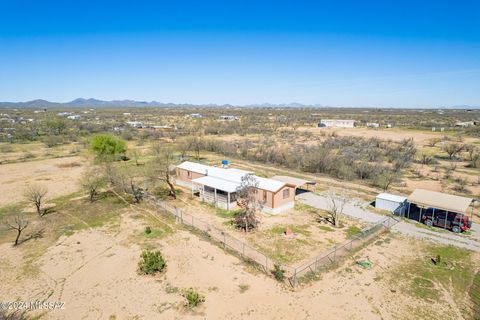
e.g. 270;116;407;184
57;112;72;117
175;161;295;214
126;121;144;128
67;115;81;120
455;121;475;127
219;115;239;121
366;122;380;128
150;125;176;132
318;119;355;128
189;113;203;118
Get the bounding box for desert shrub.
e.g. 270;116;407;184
145;226;152;234
137;250;166;275
89;134;127;161
181;287;205;308
271;264;286;281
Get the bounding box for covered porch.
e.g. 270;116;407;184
191;176;238;210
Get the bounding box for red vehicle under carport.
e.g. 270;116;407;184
404;189;476;233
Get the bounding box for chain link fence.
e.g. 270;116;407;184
145;193;399;287
288;215;399;286
144;193;278;274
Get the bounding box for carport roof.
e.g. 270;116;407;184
407;189;474;214
271;175;311;188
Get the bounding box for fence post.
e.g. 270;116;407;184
314;256;318;270
223;232;226;250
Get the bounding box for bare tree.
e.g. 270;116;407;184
187;137;202;160
426;137;441;147
234;174;261;232
4;216;29;246
81;168;106;202
374;171;399;191
146;144;177;199
442;142;464;160
130;149;142;166
325;190;348;228
24;185;47;216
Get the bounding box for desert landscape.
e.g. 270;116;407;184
1;106;479;319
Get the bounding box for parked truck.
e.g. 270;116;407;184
421;208;472;233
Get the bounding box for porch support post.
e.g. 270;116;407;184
407;202;411;220
419;207;422;222
214;188;217;206
444;211;448;229
227;192;230;211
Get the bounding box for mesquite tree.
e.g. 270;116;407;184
4;216;29;246
234;174;261;232
326;190;348;228
24;185;47;216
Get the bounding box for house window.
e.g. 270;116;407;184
283;189;290;199
187;171;192;179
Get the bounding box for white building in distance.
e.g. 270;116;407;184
318;119;355;128
126;121;144;128
219;115;240;121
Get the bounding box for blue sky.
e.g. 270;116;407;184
0;0;479;107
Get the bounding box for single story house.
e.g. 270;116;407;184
175;161;295;214
318;119;355;128
219;115;240;121
375;193;407;215
366;122;380;128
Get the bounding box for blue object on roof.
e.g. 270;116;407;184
221;159;229;165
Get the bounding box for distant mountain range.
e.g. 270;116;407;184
0;98;478;109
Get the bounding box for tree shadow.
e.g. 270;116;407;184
41;206;56;216
19;228;45;245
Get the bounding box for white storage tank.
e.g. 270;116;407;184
375;193;407;214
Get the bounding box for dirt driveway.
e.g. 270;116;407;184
0;156;86;207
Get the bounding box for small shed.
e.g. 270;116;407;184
375;193;407;214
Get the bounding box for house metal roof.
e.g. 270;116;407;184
271;175;311;188
192;176;239;193
177;161;285;192
407;189;474;214
376;193;407;203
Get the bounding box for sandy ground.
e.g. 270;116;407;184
0;156;86;206
301;127;461;144
0;206;472;320
169;188;364;266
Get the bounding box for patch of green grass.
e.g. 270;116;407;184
344;225;361;238
391;244;476;311
215;208;242;219
318;225;335;232
270;224;311;237
0;202;27;219
470;272;480;319
144;229;163;238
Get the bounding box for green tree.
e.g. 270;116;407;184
89;134;127;161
